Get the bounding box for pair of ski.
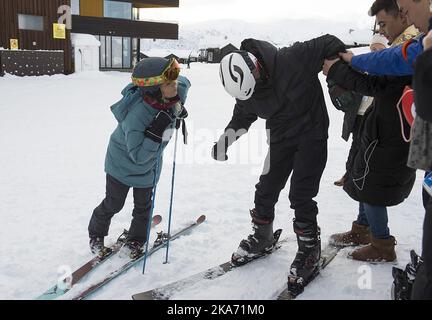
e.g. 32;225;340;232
132;230;342;300
36;214;206;300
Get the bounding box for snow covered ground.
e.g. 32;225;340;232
0;56;425;300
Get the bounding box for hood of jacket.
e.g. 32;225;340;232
110;83;142;123
240;38;278;89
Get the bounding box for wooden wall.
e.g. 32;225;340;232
0;50;64;76
0;0;72;73
79;0;103;17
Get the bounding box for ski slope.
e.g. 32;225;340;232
0;51;425;300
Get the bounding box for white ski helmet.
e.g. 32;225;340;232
219;51;258;101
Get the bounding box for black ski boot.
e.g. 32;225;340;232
231;209;274;265
121;239;145;260
391;250;423;300
288;220;321;297
89;235;105;255
154;231;170;246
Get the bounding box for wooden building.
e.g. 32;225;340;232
201;43;238;63
72;0;179;71
0;0;73;74
0;0;179;76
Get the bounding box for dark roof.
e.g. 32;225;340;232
221;43;238;50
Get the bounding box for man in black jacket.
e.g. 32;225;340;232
213;35;346;295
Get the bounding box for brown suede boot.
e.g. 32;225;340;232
333;174;346;187
350;235;397;262
329;221;371;247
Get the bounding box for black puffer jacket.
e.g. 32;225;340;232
327;61;416;206
413;49;432;122
224;35;346;143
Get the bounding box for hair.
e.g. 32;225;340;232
369;0;400;17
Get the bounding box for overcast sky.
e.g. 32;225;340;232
139;0;375;28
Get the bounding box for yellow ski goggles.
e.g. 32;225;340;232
132;58;181;87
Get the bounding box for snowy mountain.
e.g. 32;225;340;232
140;19;374;51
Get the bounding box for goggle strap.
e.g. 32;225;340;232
234;50;257;72
132;75;165;87
132;58;180;87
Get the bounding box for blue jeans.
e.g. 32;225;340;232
356;202;390;239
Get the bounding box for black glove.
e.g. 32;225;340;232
211;136;229;161
327;79;363;113
175;105;188;129
144;110;175;143
328;81;348;111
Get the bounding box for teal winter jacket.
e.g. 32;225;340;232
104;75;191;188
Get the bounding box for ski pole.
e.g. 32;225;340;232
142;145;163;275
164;127;179;264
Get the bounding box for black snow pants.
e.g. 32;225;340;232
254;137;328;226
412;194;432;300
88;174;153;243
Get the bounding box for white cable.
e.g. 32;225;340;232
353;139;379;191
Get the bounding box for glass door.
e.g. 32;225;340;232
98;36;132;70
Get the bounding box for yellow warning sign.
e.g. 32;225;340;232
53;23;66;39
10;39;19;50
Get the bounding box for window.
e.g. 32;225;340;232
123;38;131;69
71;0;80;15
112;37;122;68
99;36;132;69
106;36;112;68
104;0;132;20
132;7;139;20
99;36;106;68
18;14;44;31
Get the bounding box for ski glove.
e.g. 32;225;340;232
211;135;229;161
175;105;188;129
327;79;362;113
144;110;175;143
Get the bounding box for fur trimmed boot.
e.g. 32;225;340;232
350;235;397;262
329;221;371;247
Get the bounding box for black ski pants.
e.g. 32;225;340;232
412;195;432;299
254;137;327;226
88;174;153;243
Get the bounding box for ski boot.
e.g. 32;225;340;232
154;231;170;247
288;219;321;297
120;239;145;260
391;250;423;300
89;235;105;255
231;209;275;266
90;230;129;257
